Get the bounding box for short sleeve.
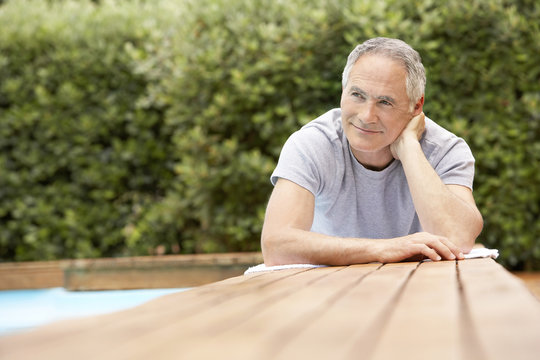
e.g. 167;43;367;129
435;139;475;189
271;127;338;196
422;119;476;190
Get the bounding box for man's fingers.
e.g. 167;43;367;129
411;233;459;261
387;233;465;263
408;112;426;140
439;237;464;259
428;238;456;260
419;245;442;261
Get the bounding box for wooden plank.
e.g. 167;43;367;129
2;258;539;360
369;260;461;360
64;264;252;290
512;272;540;300
274;262;419;360
105;266;348;360
175;263;384;360
0;267;311;360
458;258;540;360
63;252;262;290
0;261;66;290
0;252;263;290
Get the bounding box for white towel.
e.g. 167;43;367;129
463;247;499;259
244;263;326;275
243;248;499;275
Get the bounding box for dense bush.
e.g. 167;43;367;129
0;0;181;259
0;0;538;269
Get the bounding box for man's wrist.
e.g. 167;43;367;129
394;135;421;161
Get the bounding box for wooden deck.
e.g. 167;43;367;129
1;257;539;360
0;252;263;290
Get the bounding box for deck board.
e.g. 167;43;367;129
1;268;308;360
179;265;377;360
459;258;540;360
274;262;416;360
116;266;345;360
370;260;460;360
1;258;539;360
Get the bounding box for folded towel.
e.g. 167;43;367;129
244;263;325;275
244;248;499;275
463;247;499;259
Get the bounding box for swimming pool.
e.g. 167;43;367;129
0;287;189;336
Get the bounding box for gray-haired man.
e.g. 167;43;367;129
262;37;483;266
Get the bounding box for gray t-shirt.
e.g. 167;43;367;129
271;108;475;239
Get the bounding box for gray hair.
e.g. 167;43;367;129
342;37;426;110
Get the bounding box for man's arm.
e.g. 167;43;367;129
391;113;483;253
261;178;464;266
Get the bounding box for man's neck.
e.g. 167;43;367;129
351;147;395;171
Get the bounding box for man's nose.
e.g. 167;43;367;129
359;101;378;124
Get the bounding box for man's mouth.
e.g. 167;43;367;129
351;123;382;134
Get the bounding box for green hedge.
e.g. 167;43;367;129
0;0;538;269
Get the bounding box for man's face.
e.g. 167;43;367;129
340;54;418;168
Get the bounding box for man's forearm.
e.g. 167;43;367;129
397;138;483;251
262;228;379;266
262;227;464;266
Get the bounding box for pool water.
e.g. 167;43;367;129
0;287;189;336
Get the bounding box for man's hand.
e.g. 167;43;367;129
375;232;465;263
390;112;425;160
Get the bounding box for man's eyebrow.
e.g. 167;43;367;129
349;86;367;96
377;95;396;104
349;86;396;104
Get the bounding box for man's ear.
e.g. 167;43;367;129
412;95;425;116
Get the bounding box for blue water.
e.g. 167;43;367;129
0;287;189;336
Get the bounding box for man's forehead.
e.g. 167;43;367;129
350;54;406;75
355;53;406;68
346;56;407;96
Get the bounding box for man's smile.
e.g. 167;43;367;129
351;123;383;134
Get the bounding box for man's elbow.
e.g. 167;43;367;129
455;210;484;253
469;208;484;248
261;230;306;266
261;232;287;267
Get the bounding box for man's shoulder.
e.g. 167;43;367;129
423;117;468;148
422;116;473;162
282;108;344;155
272;108;345;192
299;108;343;141
424;117;456;139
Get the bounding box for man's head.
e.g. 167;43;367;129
339;37;426;169
342;37;425;111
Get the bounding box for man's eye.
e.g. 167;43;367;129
380;100;392;106
352;92;364;99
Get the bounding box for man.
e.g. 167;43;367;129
261;37;483;266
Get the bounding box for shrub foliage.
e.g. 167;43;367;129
0;0;538;269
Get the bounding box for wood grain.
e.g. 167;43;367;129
1;258;539;360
